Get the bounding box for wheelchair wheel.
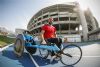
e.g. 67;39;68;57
14;38;24;57
39;48;49;59
60;44;82;66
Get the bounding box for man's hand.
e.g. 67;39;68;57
41;40;47;44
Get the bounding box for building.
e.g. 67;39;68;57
88;28;100;41
27;2;99;42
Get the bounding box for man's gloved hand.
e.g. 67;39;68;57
41;40;47;44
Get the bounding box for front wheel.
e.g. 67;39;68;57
60;44;82;66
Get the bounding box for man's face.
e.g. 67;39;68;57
48;18;53;25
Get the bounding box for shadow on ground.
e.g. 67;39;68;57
1;50;35;67
1;50;74;67
32;55;59;66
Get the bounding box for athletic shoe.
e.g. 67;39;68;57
50;55;56;63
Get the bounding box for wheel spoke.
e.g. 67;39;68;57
64;53;72;57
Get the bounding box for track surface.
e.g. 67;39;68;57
0;42;100;67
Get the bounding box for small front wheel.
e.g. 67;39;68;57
60;44;82;66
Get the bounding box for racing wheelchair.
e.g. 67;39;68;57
14;34;82;66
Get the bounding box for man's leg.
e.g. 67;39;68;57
47;38;62;63
47;38;62;49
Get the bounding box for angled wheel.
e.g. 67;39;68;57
60;44;82;66
14;38;24;57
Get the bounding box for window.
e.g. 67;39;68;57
42;20;48;24
37;22;41;25
50;13;58;16
70;17;77;21
59;17;69;21
38;18;41;21
53;18;58;21
43;15;48;18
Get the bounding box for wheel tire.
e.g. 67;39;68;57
14;38;24;57
60;44;82;66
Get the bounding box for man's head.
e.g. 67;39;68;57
48;17;53;25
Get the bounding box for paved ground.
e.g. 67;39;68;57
0;42;100;67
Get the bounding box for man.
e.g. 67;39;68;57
40;17;62;63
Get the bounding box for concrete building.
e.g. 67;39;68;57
27;2;99;42
88;28;100;41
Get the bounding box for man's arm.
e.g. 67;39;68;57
40;30;46;44
55;32;57;38
40;30;45;41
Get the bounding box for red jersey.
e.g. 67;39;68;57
41;24;56;39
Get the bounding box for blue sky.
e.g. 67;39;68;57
0;0;100;32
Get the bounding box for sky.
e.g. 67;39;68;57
0;0;100;32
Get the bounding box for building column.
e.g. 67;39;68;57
69;15;71;34
76;3;88;41
87;8;97;30
57;4;61;35
78;26;80;34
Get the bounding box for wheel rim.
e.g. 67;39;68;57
15;39;21;52
60;45;82;65
14;39;24;57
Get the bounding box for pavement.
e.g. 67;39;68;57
0;42;100;67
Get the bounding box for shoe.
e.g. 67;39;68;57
50;55;56;63
55;56;60;61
